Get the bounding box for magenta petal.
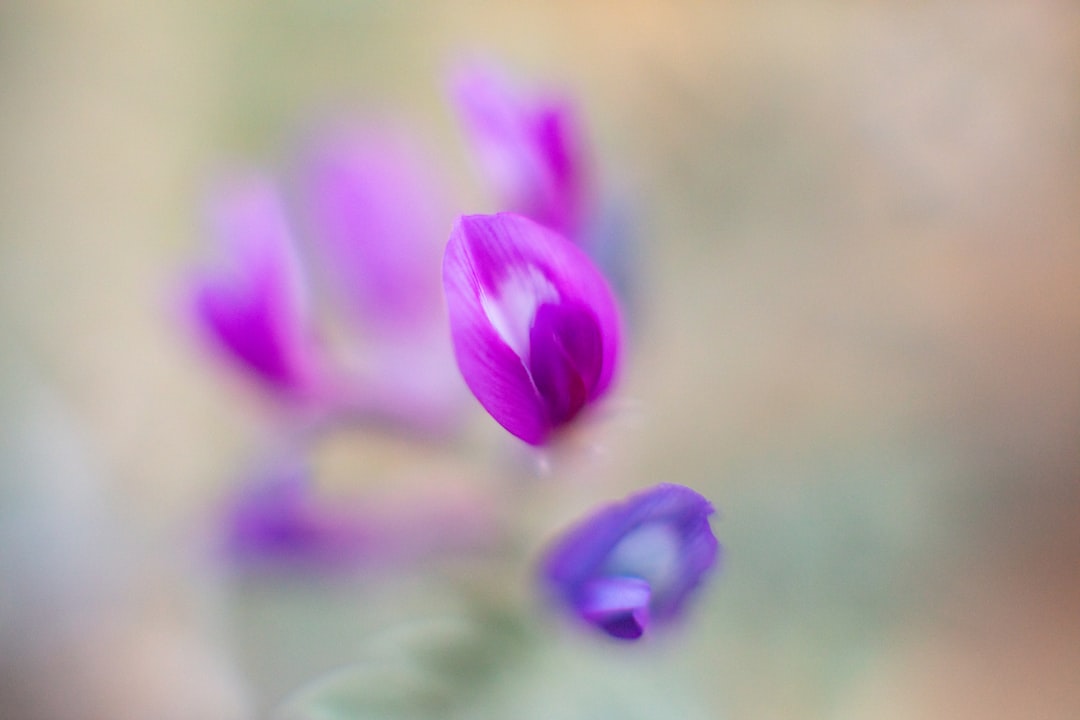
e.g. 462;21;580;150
442;213;621;444
297;125;449;335
443;222;549;444
541;484;720;639
452;63;588;240
186;175;319;397
528;300;603;426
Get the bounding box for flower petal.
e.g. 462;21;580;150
186;174;319;397
527;300;603;426
297;125;449;335
452;63;588;240
442;213;621;444
541;483;720;639
289;124;470;433
580;576;652;640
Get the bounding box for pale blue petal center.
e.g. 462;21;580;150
604;522;682;594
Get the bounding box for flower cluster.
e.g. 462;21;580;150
185;125;461;433
183;61;719;644
183;126;470;566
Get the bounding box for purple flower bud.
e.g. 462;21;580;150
452;62;588;241
541;484;720;640
184;174;325;401
442;213;621;445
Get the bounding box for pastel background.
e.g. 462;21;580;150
1;2;1078;719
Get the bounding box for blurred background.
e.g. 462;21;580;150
1;1;1079;719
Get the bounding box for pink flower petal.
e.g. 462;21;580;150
452;63;588;241
528;300;604;426
297;125;450;336
291;124;468;432
186;174;322;399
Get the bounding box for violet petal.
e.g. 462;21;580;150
580;576;652;640
541;483;720;639
224;465;374;568
223;465;498;572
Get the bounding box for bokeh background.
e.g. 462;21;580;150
2;2;1079;719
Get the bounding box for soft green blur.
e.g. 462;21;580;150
2;2;1079;719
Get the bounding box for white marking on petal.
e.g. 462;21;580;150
605;523;681;594
479;265;558;359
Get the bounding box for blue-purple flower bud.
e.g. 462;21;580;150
541;483;720;640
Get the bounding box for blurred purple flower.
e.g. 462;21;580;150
184;124;464;433
294;123;464;432
225;463;373;568
297;125;448;337
184;174;326;402
541;483;719;640
443;213;622;445
224;463;496;570
452;62;588;241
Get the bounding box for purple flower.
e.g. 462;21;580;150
442;212;621;445
225;463;374;568
541;483;720;640
185;174;325;401
294;123;465;431
452;62;588;241
183;125;465;432
224;462;497;571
